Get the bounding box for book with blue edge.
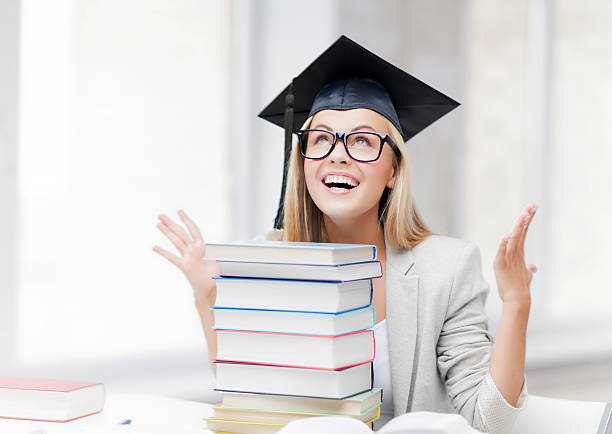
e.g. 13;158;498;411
212;305;374;335
212;277;373;313
213;260;382;281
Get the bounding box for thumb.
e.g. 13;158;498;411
527;264;538;273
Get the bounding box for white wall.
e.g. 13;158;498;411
10;0;233;401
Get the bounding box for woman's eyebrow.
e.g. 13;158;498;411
311;124;376;132
351;125;375;132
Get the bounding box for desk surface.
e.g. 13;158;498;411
0;393;215;434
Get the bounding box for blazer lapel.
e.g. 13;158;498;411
384;230;419;416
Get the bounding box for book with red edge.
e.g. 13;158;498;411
0;377;105;422
215;328;375;370
214;361;372;399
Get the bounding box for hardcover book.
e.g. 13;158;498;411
205;240;377;265
212;305;374;335
216;260;382;281
213;277;372;313
215;329;374;370
219;388;382;416
0;377;105;423
214;362;372;399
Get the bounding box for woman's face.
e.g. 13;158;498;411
303;108;397;224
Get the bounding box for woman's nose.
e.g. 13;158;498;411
328;137;351;164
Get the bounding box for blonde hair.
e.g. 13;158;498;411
282;115;437;251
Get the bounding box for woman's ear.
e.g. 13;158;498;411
387;166;396;189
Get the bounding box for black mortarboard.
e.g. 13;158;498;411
258;35;460;229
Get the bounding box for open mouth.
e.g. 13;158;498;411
321;175;360;193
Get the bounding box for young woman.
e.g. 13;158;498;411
153;36;537;434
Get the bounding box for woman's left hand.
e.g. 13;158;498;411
493;203;538;307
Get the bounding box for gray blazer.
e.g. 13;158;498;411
384;231;527;434
261;229;528;434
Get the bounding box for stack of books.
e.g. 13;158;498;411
203;240;384;434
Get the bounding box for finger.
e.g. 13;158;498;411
496;234;510;260
157;222;186;254
506;208;530;256
152;245;182;268
158;214;191;245
518;204;538;251
178;209;204;243
526;264;537;286
515;213;531;258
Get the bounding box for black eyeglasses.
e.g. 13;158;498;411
297;129;401;163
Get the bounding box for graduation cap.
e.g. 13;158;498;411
258;35;460;230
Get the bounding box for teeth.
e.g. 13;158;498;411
324;175;358;187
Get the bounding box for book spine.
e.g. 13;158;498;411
211;305;372;316
213;359;373;371
213;387;372;401
215;328;373;339
0;410;102;423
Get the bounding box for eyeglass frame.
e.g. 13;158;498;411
296;128;401;163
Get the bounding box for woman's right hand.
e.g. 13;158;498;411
152;210;220;306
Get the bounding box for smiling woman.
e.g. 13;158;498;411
304;109;398;224
285;107;432;251
154;35;537;434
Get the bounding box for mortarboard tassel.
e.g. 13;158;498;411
273;79;295;229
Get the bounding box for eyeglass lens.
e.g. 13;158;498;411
301;131;382;161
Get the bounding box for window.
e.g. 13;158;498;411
17;0;231;367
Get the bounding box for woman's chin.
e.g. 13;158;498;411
317;203;371;224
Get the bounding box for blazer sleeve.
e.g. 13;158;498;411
436;241;528;434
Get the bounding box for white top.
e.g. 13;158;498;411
372;319;394;430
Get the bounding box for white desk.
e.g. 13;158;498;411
0;393;215;434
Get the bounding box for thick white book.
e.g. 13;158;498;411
216;260;382;282
205;240;377;265
207;403;380;425
215;329;374;370
220;388;383;416
213;277;373;313
0;377;105;423
212;305;374;335
214;362;372;399
204;404;380;434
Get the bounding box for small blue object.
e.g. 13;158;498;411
118;419;132;425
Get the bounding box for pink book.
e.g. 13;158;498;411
0;377;105;422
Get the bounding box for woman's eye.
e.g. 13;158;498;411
354;136;370;147
315;136;330;145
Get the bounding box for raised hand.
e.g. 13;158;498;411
493;204;538;307
153;210;220;306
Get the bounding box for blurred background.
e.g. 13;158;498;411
1;0;611;404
